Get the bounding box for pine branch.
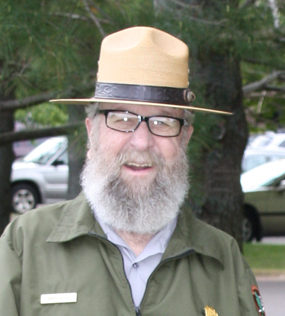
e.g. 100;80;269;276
242;58;285;70
0;83;95;112
82;0;106;38
239;0;258;10
0;123;83;146
51;12;110;24
88;0;115;25
155;1;227;25
265;85;285;92
170;0;191;9
0;92;57;112
243;58;271;66
185;15;228;26
243;71;285;95
51;12;89;21
246;91;285;99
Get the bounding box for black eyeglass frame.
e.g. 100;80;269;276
98;109;188;137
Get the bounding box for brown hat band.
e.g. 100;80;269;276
94;82;195;106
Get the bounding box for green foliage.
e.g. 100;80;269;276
15;103;68;127
0;0;154;127
155;0;285;133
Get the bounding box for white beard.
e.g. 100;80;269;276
81;129;190;234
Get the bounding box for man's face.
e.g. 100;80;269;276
85;103;193;186
82;103;193;234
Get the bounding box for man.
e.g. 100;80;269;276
0;27;265;316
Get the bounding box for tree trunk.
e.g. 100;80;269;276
194;54;248;250
67;105;87;200
0;109;14;235
0;56;16;234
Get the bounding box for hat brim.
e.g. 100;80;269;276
49;98;232;115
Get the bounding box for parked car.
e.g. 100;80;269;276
241;159;285;241
242;147;285;173
248;131;285;150
13;121;47;158
11;137;69;214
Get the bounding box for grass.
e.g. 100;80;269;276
243;243;285;271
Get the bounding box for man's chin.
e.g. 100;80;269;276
120;172;157;189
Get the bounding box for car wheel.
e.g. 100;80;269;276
242;212;256;242
11;184;40;214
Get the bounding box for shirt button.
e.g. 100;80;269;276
133;263;139;268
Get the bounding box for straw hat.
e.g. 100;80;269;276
50;26;231;115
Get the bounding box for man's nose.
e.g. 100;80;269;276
128;121;155;151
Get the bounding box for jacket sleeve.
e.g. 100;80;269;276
232;240;263;316
0;223;22;316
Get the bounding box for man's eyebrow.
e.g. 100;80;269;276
152;109;182;117
99;105;181;117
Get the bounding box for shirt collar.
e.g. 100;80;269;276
96;214;177;259
47;193;225;268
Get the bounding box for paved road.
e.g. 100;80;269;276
261;237;285;244
252;237;285;315
257;277;285;315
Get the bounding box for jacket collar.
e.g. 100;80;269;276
163;202;225;268
47;193;225;267
47;192;105;242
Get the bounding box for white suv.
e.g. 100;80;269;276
11;137;69;214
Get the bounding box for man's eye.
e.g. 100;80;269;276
154;120;167;126
152;118;172;127
110;114;137;125
109;113;129;121
113;116;128;122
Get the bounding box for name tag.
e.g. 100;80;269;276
40;292;77;304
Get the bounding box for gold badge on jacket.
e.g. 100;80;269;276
204;306;218;316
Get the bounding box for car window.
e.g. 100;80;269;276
249;135;273;148
23;137;67;165
54;150;68;165
242;155;267;173
279;141;285;148
241;160;285;190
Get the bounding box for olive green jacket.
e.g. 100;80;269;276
0;193;259;316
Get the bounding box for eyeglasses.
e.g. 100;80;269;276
98;109;188;137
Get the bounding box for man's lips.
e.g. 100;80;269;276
124;162;153;171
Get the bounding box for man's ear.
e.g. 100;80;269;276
85;117;93;139
85;118;93;159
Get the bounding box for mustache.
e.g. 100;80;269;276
116;149;165;168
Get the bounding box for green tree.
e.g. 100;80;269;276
0;0;154;234
0;0;96;233
154;0;285;249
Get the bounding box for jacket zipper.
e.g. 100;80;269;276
138;249;195;311
89;231;195;316
88;231;139;314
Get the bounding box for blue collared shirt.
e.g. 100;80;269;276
96;215;177;307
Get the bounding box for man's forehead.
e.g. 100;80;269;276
98;102;184;116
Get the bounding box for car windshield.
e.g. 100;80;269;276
241;159;285;191
249;134;273;148
23;137;67;165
